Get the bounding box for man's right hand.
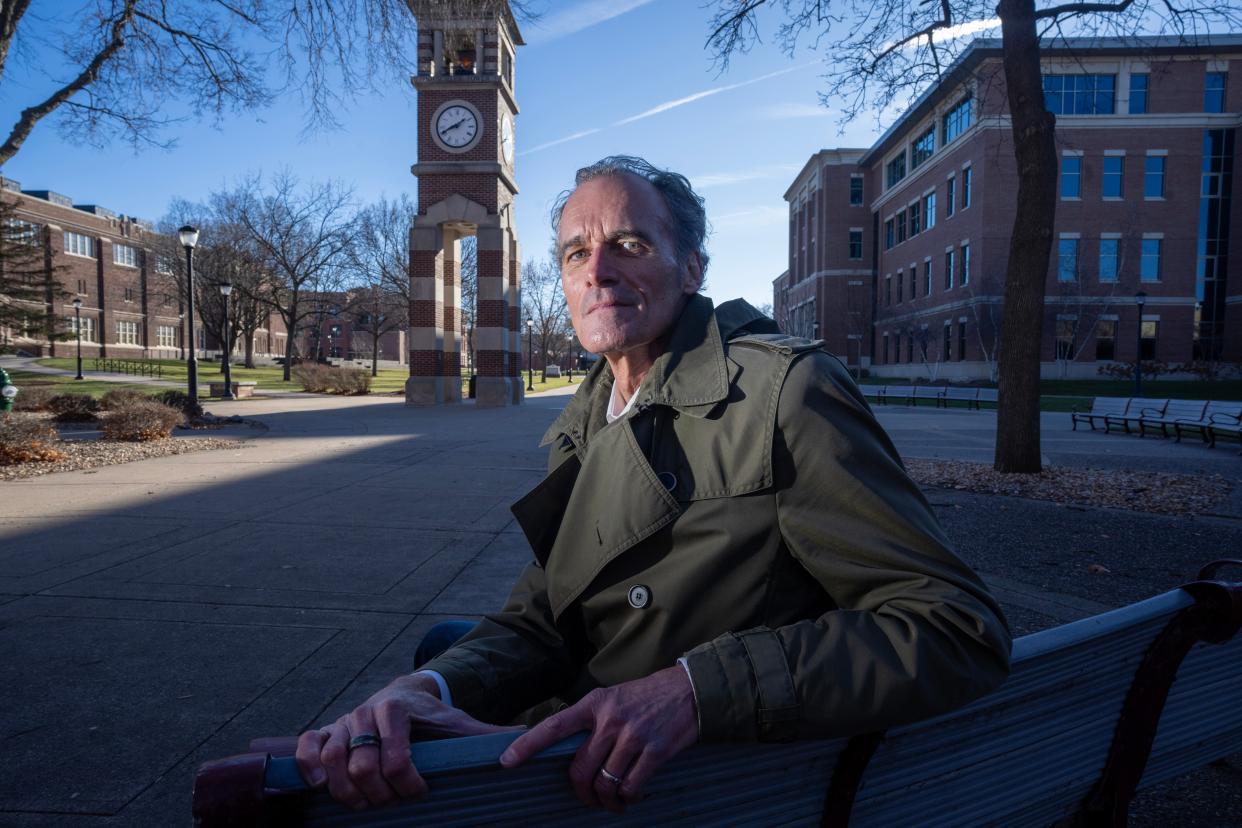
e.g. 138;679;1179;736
295;673;519;810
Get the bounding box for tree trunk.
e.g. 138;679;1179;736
371;332;379;377
244;329;255;368
994;0;1057;473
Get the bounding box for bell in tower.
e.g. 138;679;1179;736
407;1;523;407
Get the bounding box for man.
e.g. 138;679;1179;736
296;156;1011;814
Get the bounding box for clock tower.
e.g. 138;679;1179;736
407;0;523;407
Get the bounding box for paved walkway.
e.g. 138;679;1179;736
0;390;1237;826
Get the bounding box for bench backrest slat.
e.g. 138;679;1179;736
1159;400;1208;420
1205;401;1242;420
1089;397;1130;415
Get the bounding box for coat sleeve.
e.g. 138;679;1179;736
681;351;1012;742
416;560;577;725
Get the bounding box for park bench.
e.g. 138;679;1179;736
1207;409;1242;453
1070;397;1130;431
192;561;1242;828
1137;400;1209;439
1103;398;1168;435
874;385;944;406
208;381;258;399
861;386;885;403
937;387;999;410
1171;402;1242;447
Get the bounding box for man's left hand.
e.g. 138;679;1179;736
498;665;699;813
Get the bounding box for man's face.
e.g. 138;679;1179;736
557;173;702;358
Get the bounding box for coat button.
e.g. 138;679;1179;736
657;471;677;491
627;584;651;609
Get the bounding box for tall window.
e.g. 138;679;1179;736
1055;320;1077;360
4;219;41;247
1140;320;1158;360
924;191;936;229
886;153;907;189
895;271;903;304
957;321;967;361
961;243;971;286
848;229;863;260
945;249;955;289
113;243;137;267
1205;72;1227;113
1043;74;1116;115
1061;156;1082;198
1099;238;1120;282
943;322;952;361
1141;238;1162;281
1058;238;1079;282
68;315;96;342
885;274;892;306
946;176;956;217
1102;156;1124;198
157;325;176;348
909;201;921;235
849;176;864;206
942;96;973;145
911;127;935;168
1144;155;1165;198
64;231;94;258
1096;320;1116;360
924;260;932;296
884;218;894;250
896;211;907;243
961;167;972;209
1129;73;1149;114
116;320;138;345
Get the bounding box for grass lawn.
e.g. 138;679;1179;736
7;370;170;399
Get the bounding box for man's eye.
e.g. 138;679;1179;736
566;249;588;262
619;239;643;253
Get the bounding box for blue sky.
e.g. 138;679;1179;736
0;0;893;308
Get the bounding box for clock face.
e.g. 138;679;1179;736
435;104;479;150
501;114;514;165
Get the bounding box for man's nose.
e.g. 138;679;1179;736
584;247;622;286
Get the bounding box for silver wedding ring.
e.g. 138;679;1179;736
348;733;382;751
599;767;622;785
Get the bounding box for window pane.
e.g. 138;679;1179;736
1102;156;1124;198
924;191;936;229
1144;156;1165;198
1061;157;1081;198
1099;238;1119;282
1141;238;1161;281
850;178;864;205
1205;72;1226;113
911;127;935;168
1129;73;1148;114
962;168;972;208
946;177;956;216
1058;238;1079;281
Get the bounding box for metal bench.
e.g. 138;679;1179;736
192;562;1242;828
1207;409;1242;453
1071;397;1130;431
938;387;998;410
1103;398;1168;435
1172;402;1242;447
1137;399;1208;439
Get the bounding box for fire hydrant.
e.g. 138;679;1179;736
0;367;16;413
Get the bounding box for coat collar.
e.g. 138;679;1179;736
540;295;770;447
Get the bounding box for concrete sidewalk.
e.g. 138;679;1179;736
1;392;1238;825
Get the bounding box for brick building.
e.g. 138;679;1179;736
775;35;1241;380
295;290;408;365
0;181;287;360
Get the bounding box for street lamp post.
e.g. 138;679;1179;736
72;297;83;380
219;280;234;400
526;319;534;391
178;225;200;404
1134;291;1147;396
178;312;185;360
566;330;575;383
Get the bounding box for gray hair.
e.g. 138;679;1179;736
550;155;710;282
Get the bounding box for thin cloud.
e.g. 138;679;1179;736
710;205;788;227
520;63;813;157
525;0;661;45
692;164;801;190
613;64;807;126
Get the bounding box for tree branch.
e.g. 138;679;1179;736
0;1;137;165
1034;0;1135;20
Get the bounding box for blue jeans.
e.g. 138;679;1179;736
413;620;477;669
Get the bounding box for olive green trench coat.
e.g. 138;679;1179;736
421;295;1011;742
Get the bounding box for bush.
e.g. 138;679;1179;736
293;363;336;393
329;368;372;396
1096;361;1171;381
48;393;102;422
101;388;151;410
101;400;185;441
0;414;65;464
11;384;57;412
154;389;202;417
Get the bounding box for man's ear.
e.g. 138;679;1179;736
681;253;703;295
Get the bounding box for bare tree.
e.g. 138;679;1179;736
520;259;570;382
0;0;539;167
345;284;406;376
216;173;356;381
705;2;1240;473
913;325;944;383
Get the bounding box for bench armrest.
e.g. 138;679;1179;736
1209;412;1242;425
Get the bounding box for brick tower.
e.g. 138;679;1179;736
407;1;523;406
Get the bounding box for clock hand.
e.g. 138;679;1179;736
439;118;469;137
